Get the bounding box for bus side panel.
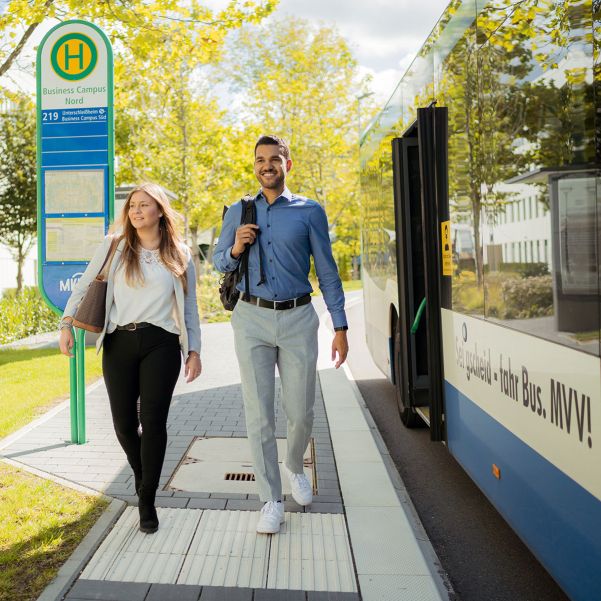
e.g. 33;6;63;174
445;381;601;601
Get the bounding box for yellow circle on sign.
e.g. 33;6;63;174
50;33;98;80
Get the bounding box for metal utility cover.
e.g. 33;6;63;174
168;437;314;495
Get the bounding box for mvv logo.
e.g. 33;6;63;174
51;33;97;80
59;272;84;292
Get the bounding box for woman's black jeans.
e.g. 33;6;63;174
102;325;181;496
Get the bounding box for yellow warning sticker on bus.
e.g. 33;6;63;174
441;220;452;276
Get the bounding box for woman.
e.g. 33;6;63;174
58;182;202;534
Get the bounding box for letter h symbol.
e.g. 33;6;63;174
63;41;84;71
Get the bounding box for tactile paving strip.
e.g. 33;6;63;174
81;508;357;593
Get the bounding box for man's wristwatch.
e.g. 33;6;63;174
334;326;348;332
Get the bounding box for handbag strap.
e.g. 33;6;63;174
96;236;120;281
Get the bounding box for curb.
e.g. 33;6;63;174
341;361;457;601
319;307;455;601
35;497;126;601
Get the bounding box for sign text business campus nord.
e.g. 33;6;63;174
37;20;114;314
36;20;114;444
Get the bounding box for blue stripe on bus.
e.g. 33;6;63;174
42;136;108;153
41;150;108;167
444;380;601;601
42;122;108;137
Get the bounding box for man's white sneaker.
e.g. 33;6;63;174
256;501;285;534
286;465;313;506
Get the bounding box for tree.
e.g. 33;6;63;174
0;93;36;293
0;0;275;79
219;17;369;277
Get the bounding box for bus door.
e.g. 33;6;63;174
391;105;450;441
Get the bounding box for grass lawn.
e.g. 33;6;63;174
0;462;108;601
0;347;103;439
0;346;107;600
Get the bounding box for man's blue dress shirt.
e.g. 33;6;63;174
213;187;347;329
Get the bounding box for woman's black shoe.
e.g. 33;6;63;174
138;501;158;533
138;486;158;533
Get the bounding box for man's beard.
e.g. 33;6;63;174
259;171;285;189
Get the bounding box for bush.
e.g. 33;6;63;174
0;287;58;344
197;270;231;323
501;275;553;319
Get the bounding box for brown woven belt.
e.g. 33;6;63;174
115;322;153;331
240;294;311;310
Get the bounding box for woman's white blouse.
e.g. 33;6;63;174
107;248;180;335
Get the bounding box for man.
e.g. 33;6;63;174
214;135;348;534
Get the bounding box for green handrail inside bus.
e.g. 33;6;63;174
411;297;427;334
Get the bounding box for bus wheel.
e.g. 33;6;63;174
394;327;419;428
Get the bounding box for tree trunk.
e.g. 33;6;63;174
206;227;216;267
16;245;24;294
189;225;201;284
472;202;484;287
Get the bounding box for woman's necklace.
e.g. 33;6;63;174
140;247;162;265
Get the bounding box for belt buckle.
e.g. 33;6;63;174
126;322;137;331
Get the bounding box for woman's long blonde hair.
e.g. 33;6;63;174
116;182;188;293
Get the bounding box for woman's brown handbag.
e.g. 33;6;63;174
72;237;119;333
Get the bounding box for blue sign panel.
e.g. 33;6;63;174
37;21;114;314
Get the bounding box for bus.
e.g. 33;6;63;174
359;1;601;600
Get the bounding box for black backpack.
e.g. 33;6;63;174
218;195;264;310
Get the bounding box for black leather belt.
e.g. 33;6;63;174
116;322;152;331
241;294;311;310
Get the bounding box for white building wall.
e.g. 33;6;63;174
0;243;37;295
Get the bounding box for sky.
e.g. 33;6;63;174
1;0;450;106
208;0;451;103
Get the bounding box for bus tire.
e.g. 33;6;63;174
393;327;419;428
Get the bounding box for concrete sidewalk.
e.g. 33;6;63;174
1;310;451;601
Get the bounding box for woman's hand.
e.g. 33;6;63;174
59;326;75;357
185;351;202;383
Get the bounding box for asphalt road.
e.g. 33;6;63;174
341;294;569;601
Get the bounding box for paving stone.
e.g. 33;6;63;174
199;586;253;600
115;494;139;506
68;580;150;601
210;492;248;500
284;500;305;512
187;498;227;510
225;499;264;511
173;490;211;498
154;496;189;508
254;589;306;601
307;593;360;601
312;494;342;503
306;502;344;514
146;583;201;601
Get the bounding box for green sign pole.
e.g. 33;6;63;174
76;328;86;443
69;351;78;443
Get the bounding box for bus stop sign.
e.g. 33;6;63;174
36;20;114;314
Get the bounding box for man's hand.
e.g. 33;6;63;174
185;352;202;383
331;331;348;369
232;224;259;258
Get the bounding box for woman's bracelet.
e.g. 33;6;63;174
59;318;74;331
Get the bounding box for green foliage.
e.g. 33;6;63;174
197;271;231;323
0;287;58;344
220;16;367;269
0;93;37;293
500;275;553;319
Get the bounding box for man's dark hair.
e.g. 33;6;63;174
254;135;290;160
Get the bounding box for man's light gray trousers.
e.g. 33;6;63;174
231;299;319;501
